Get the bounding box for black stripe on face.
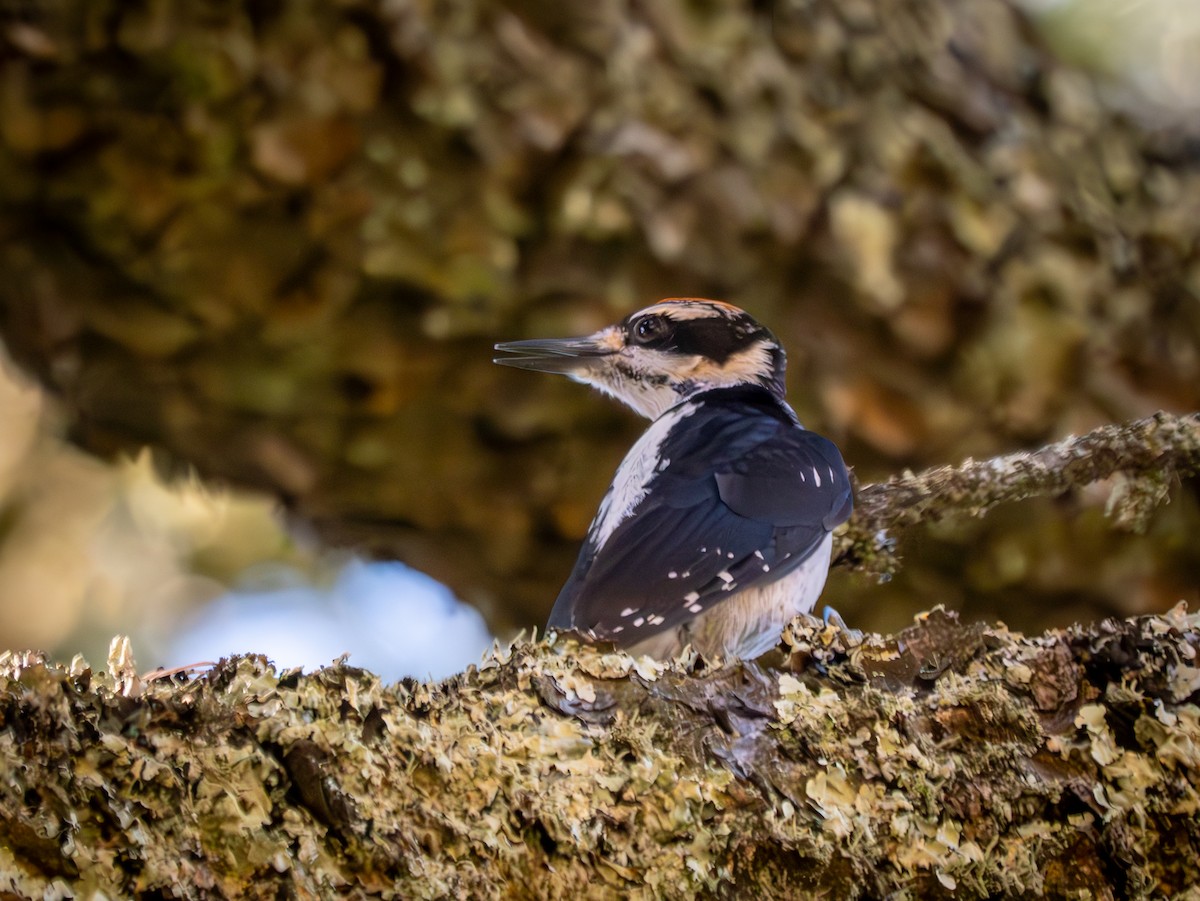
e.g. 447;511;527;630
625;310;773;363
669;315;772;363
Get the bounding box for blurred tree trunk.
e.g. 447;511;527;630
1;609;1198;899
1;0;1199;634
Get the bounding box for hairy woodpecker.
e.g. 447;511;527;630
495;299;853;660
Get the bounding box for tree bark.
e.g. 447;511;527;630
1;607;1198;899
3;0;1200;632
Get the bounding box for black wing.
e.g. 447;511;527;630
547;390;852;644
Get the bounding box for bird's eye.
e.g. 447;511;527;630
632;315;667;344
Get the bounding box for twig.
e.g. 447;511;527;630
835;411;1200;577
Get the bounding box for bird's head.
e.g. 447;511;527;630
495;299;787;419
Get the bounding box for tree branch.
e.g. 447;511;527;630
1;607;1198;899
837;411;1200;577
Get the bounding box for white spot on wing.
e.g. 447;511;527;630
689;604;703;613
620;607;638;618
667;571;678;579
633;617;645;627
683;591;700;603
717;571;733;583
675;533;834;660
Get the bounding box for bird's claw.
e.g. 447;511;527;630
823;605;864;647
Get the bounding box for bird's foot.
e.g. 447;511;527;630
822;605;864;647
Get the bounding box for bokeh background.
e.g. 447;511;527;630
0;0;1198;679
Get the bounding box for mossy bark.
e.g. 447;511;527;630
2;608;1199;899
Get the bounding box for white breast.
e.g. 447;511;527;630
589;402;696;549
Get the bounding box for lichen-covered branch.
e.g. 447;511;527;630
837;411;1200;577
2;608;1198;899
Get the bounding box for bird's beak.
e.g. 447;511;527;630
493;333;614;374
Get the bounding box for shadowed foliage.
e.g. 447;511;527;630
1;0;1198;638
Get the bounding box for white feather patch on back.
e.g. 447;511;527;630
589;401;697;549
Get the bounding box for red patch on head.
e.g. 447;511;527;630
658;297;745;314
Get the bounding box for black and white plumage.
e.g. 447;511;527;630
495;299;853;660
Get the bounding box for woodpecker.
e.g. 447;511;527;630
495;299;853;660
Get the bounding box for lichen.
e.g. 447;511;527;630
1;607;1197;897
